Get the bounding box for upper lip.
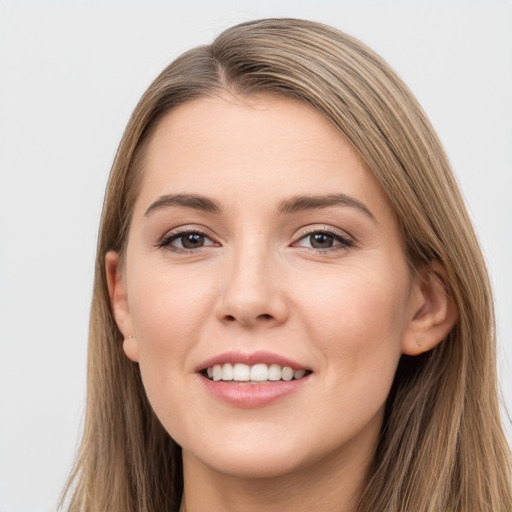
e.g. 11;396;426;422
196;350;311;372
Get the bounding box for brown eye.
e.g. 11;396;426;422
180;233;205;249
309;233;334;249
159;230;217;251
293;230;354;251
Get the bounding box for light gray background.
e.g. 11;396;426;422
1;1;511;511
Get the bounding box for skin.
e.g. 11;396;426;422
107;94;456;512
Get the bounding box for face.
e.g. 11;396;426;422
110;94;426;480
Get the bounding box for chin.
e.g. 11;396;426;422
193;444;314;480
178;420;349;481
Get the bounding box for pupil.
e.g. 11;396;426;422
310;233;333;248
182;233;204;248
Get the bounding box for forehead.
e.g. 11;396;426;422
135;94;389;216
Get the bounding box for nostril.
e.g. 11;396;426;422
221;311;281;325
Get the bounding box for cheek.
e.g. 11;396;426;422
124;262;220;432
126;263;216;372
282;263;409;452
296;262;409;386
304;263;407;320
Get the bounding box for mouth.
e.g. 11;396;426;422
201;363;312;384
197;352;313;407
196;350;313;407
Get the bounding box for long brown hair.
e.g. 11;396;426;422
60;18;512;511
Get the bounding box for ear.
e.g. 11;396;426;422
402;261;458;356
105;251;139;362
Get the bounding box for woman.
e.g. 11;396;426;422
60;18;512;511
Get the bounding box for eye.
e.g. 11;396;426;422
158;230;217;251
293;230;353;251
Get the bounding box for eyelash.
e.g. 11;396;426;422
157;229;218;253
292;228;354;253
156;227;354;254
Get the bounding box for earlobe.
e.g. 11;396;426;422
402;262;458;356
123;335;139;363
105;251;139;362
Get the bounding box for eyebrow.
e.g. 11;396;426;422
144;192;375;222
145;193;222;216
277;194;376;221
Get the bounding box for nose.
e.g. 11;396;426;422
214;247;289;328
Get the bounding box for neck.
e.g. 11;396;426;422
179;441;375;512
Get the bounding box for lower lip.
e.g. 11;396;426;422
199;375;310;408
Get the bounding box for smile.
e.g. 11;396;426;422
204;363;310;383
197;351;313;407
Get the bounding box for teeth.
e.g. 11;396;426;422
250;363;269;381
221;363;234;381
233;363;250;381
205;363;309;382
282;367;294;381
268;364;282;381
294;369;306;379
212;365;222;381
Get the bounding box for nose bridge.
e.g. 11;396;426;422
216;235;287;327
